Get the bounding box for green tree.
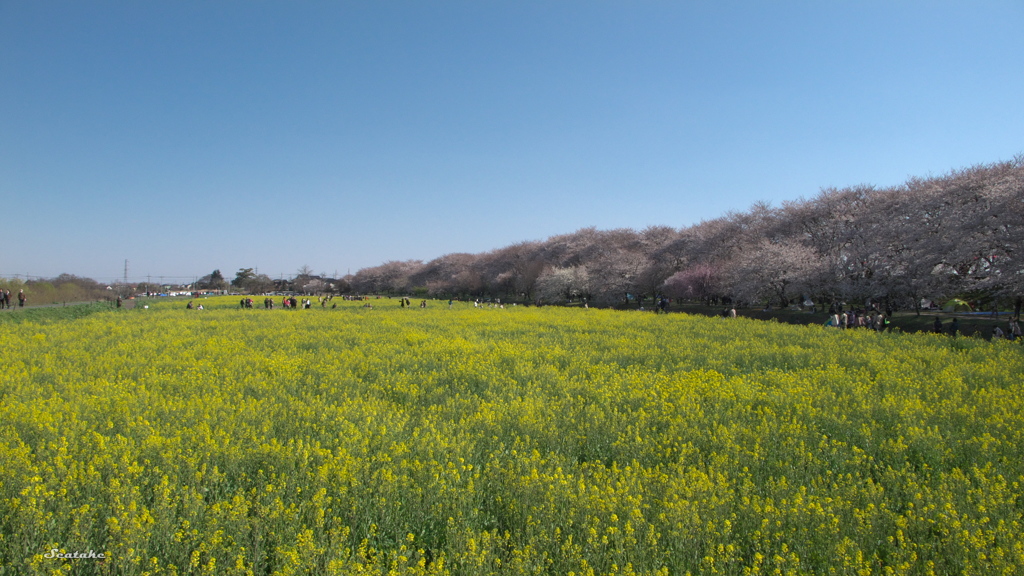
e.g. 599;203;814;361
197;269;228;291
232;268;256;289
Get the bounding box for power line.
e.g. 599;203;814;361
2;269;317;283
0;272;205;284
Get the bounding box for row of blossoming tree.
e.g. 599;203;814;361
346;156;1024;314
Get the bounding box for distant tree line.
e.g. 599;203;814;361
345;157;1024;315
194;266;351;296
0;274;112;305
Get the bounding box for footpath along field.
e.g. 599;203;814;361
1;298;1022;575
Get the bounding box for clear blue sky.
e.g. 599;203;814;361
2;1;1022;283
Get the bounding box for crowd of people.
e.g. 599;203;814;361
183;294;519;312
398;297;429;308
0;289;26;309
825;309;892;332
991;318;1023;341
169;293;1016;343
182;294;387;311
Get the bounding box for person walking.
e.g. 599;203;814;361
17;289;26;308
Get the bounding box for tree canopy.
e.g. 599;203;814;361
342;156;1024;311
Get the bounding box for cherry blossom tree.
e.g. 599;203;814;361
662;264;724;304
535;266;590;303
729;239;819;307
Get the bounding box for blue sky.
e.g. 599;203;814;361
2;1;1022;283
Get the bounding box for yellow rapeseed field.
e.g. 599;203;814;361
1;297;1022;575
